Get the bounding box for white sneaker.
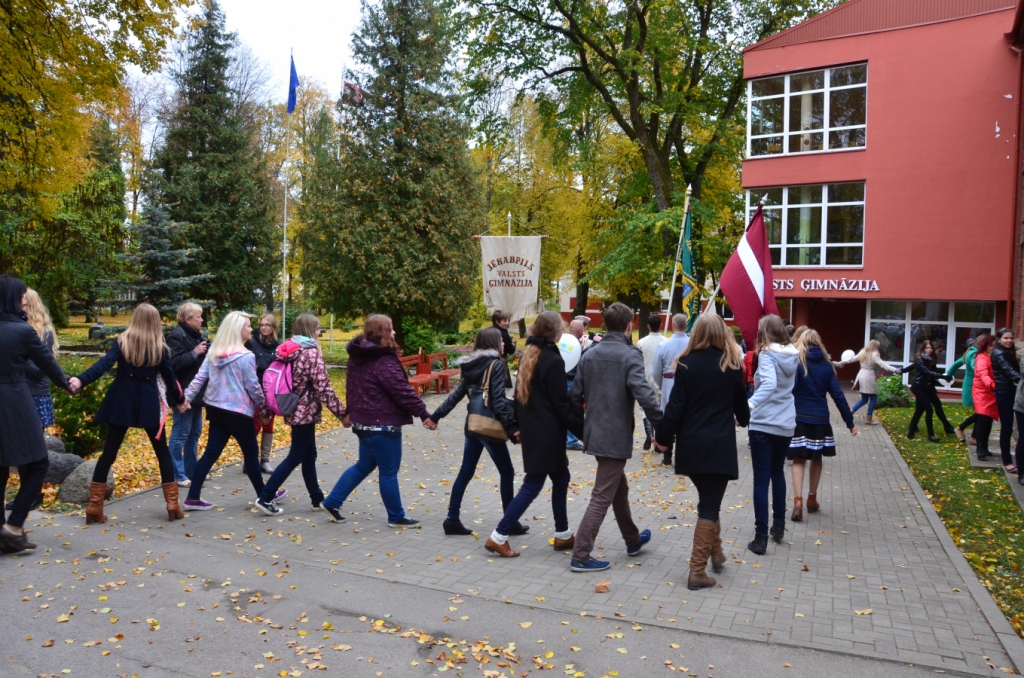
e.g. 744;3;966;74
177;479;191;487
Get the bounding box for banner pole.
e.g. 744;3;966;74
282;49;292;337
663;185;692;336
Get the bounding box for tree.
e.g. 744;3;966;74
297;0;482;348
120;201;213;317
155;0;278;312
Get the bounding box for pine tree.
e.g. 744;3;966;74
296;0;481;348
121;201;213;317
155;0;277;312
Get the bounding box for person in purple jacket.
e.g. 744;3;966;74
320;314;435;528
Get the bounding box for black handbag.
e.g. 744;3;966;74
466;360;509;441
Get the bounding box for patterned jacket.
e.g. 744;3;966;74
185;350;265;418
276;337;347;427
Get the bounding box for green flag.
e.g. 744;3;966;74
679;207;700;331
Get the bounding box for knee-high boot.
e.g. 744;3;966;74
687;518;717;590
86;482;108;524
161;482;183;521
710;521;726;573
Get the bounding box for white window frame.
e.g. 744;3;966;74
745;182;866;269
746;64;868;159
864;300;997;389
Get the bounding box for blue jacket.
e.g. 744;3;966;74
793;346;855;428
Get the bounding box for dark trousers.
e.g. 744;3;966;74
448;435;515;521
571;457;640;562
260;423;324;505
496;468;569;537
958;413;978;433
689;473;730;522
750;430;789;536
908;386;953;435
1015;410;1024;476
0;457;48;528
188;418;265;501
94;424;173;485
974;415;994;457
995;390;1016;466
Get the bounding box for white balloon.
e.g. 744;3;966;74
841;349;856;363
558;333;582;372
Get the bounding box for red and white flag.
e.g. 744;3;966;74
720;204;779;348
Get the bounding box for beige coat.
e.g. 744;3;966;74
835;352;899;395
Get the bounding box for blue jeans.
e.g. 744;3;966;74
566;380;579;446
448;435;515;521
259;423;325;505
187;417;264;501
170;405;203;482
851;393;878;416
324;428;405;523
496;468;570;537
750;430;790;536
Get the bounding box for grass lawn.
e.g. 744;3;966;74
876;404;1024;638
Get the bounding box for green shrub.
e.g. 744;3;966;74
54;356;111;457
402;318;438;355
876;374;911;409
464;301;491;329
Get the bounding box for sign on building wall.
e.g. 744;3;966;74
480;236;543;322
774;277;880;292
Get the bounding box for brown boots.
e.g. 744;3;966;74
710;521;726;573
484;537;520;558
687;518;718;590
806;494;819;513
162;482;184;521
85;481;108;524
553;535;575;551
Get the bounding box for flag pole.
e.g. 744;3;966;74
705;194;765;317
282;49;293;337
663;185;692;336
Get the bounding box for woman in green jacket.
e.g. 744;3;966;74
946;338;982;443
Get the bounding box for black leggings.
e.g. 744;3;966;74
908;386;953;435
974;415;994;456
0;458;48;528
689;473;730;522
957;413;977;433
93;424;174;484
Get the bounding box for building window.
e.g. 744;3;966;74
746;182;865;268
866;300;996;388
747;64;867;158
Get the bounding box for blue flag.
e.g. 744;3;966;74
287;56;299;114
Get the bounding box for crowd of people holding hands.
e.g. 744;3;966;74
1;270;1022;590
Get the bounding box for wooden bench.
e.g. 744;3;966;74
400;351;443;395
426;352;461;393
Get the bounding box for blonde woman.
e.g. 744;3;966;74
72;303;182;524
167;302;208;487
245;313;280;473
833;340;900;425
653;313;749;590
179;312;284;511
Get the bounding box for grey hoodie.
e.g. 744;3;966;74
748;343;800;437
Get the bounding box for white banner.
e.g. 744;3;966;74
480;236;543;323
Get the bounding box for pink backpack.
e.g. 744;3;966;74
262;355;311;417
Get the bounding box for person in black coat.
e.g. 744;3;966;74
492;309;516;387
484;312;584;558
992;328;1021;469
901;339;955;441
166;302;208;486
245;313;281;473
0;275;73;553
654;313;749;591
429;328;523;536
72;303;182;525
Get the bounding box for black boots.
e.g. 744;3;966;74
747;533;768;555
443;519;473;536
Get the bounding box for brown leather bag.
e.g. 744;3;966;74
466;360;509;441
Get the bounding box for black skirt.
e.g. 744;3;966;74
787;422;836;460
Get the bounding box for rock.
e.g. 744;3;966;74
44;451;83;485
44;435;66;456
56;461;114;504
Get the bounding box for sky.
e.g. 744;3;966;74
218;0;363;102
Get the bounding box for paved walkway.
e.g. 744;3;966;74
4;396;1023;677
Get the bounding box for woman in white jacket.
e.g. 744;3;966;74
833;340;901;425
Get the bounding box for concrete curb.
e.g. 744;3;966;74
878;416;1024;674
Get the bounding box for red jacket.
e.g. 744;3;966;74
972;352;999;420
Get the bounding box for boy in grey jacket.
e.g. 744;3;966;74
569;302;663;572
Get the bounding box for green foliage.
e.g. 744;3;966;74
155;0;278;312
402;318;439;355
296;0;480;350
53;357;110;457
876;375;912;409
464;302;492;330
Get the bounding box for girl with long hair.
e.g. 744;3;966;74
991;328;1021;471
970;335;999;461
789;330;858;521
71;303;182;524
746;314;801;556
427;327;524;536
902;339;956;442
179;311;284;510
258;314;349;517
484;312;584;557
653;314;749;590
0;275;72;552
245;313;281;473
23;289;60;430
833;339;900;425
318;314;421;526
